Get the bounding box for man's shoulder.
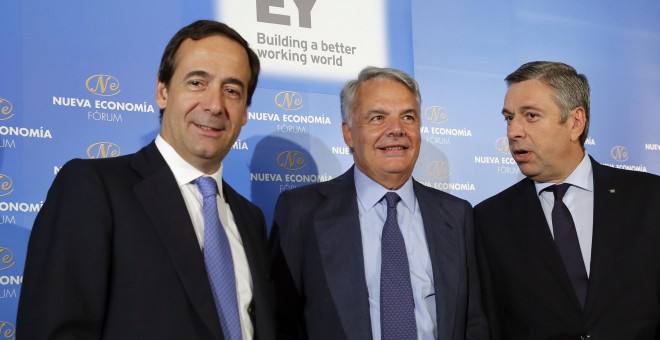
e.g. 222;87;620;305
412;179;471;207
475;178;531;212
279;170;352;199
594;160;660;186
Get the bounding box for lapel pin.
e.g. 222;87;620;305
609;189;616;194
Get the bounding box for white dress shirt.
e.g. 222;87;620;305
535;153;594;276
155;135;253;340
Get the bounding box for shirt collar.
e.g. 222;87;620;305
353;166;416;213
155;135;224;194
535;152;593;196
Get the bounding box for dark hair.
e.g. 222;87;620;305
505;61;590;147
157;20;260;116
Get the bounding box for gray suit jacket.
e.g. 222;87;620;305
270;166;489;339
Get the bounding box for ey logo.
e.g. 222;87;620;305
275;91;304;111
277;150;306;170
256;0;316;28
0;174;14;197
87;142;121;159
611;146;629;162
424;106;448;124
427;161;450;179
0;98;14;121
86;74;121;96
0;247;15;271
495;137;510;154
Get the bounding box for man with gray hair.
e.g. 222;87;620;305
475;61;660;339
270;66;489;339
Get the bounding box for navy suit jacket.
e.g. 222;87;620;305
475;157;660;340
270;167;489;339
17;141;275;340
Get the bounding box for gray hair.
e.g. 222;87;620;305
505;61;590;146
340;66;421;126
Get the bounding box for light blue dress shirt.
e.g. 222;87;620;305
354;167;436;340
535;153;594;276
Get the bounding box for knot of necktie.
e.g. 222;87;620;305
195;176;217;199
384;191;401;209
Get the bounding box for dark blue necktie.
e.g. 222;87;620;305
380;192;417;340
195;177;242;340
547;183;588;309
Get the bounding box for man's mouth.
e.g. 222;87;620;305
195;123;221;132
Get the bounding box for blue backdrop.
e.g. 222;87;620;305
1;0;659;334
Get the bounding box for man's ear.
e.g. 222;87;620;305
155;78;168;110
569;107;586;142
342;122;353;148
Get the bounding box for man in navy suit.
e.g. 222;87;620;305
270;66;489;339
17;20;275;339
475;61;660;339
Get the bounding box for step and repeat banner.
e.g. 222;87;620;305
1;0;659;333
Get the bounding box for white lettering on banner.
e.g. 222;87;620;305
332;147;350;155
424;126;472;136
602;163;648;172
0;202;43;213
88;110;123;122
0;276;22;285
0;289;17;299
645;144;660;150
52;96;92;108
420;182;477;191
277;124;306;134
497;166;520;174
0;139;16;148
281;114;331;124
0;215;16;224
232;140;249;150
474;156;500;164
251;173;283;182
250;173;333;183
249;112;281;121
425;136;451;145
52;96;155;113
0;126;52;139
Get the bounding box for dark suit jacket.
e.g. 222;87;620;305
475;157;660;340
17;141;275;339
270;167;489;340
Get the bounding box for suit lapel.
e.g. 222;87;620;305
513;179;584;309
131;142;224;339
414;182;459;339
313;169;373;339
584;159;621;313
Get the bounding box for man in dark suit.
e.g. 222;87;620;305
17;20;275;339
270;66;489;339
475;61;660;340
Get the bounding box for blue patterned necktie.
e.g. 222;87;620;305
380;192;417;340
195;177;242;340
547;183;588;309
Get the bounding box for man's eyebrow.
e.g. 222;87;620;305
183;70;210;79
223;77;246;91
502;105;539;115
